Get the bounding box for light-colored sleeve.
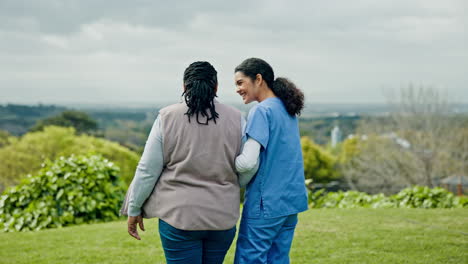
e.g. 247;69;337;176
127;114;164;216
236;127;261;188
241;115;247;143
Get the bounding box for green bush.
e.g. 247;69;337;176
301;136;339;183
310;186;465;209
0;130;13;148
459;196;468;207
310;190;395;209
0;154;125;232
392;186;461;208
0;126;139;192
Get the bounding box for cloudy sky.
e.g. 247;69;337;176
0;0;467;105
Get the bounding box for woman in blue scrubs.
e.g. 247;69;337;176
233;58;309;264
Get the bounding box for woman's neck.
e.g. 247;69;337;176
257;87;276;102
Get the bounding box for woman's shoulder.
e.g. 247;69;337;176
159;102;187;115
215;100;242;116
252;98;280;115
259;97;291;117
247;103;270;122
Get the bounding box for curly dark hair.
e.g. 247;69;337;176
234;58;304;116
182;61;219;125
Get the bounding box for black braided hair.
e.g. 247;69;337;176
182;61;219;125
235;58;304;116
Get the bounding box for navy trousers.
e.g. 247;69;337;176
158;219;236;264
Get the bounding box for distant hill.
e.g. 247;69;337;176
2;102;467;147
0;104;66;135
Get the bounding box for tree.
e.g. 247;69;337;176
334;136;361;164
0;130;13;148
341;85;467;194
340;135;421;194
30;110;98;135
448;127;468;176
301;136;339;183
0;126;139;193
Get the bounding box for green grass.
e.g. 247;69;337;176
1;209;467;264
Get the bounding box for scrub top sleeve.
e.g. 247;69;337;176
245;105;269;149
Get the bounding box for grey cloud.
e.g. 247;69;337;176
0;0;467;104
0;0;253;34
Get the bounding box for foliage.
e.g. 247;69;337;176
458;195;468;207
103;120;149;153
0;130;13;148
85;110;156;153
310;190;395;209
308;188;326;205
301;136;339;183
0;126;139;193
346;86;468;194
392;186;462;208
0;104;66;136
447;127;468;176
310;186;465;209
0;154;126;232
30;110;98;135
340;134;427;194
299;116;360;145
337;137;360;164
0;104;155;152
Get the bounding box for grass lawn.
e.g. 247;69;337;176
0;209;467;264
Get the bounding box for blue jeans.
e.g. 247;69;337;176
234;214;298;264
158;219;236;264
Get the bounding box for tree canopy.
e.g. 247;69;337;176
0;126;138;193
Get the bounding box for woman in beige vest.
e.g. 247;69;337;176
120;61;257;264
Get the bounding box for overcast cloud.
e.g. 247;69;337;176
0;0;467;105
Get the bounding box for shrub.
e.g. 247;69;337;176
392;186;461;208
0;126;138;192
310;186;465;209
301;136;339;183
0;130;13;148
0;154;125;232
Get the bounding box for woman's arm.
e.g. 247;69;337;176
127;115;164;216
236;137;261;188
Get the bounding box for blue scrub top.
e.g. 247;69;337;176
243;97;308;219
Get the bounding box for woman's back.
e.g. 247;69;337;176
142;100;243;230
124;61;243;264
243;97;308;219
